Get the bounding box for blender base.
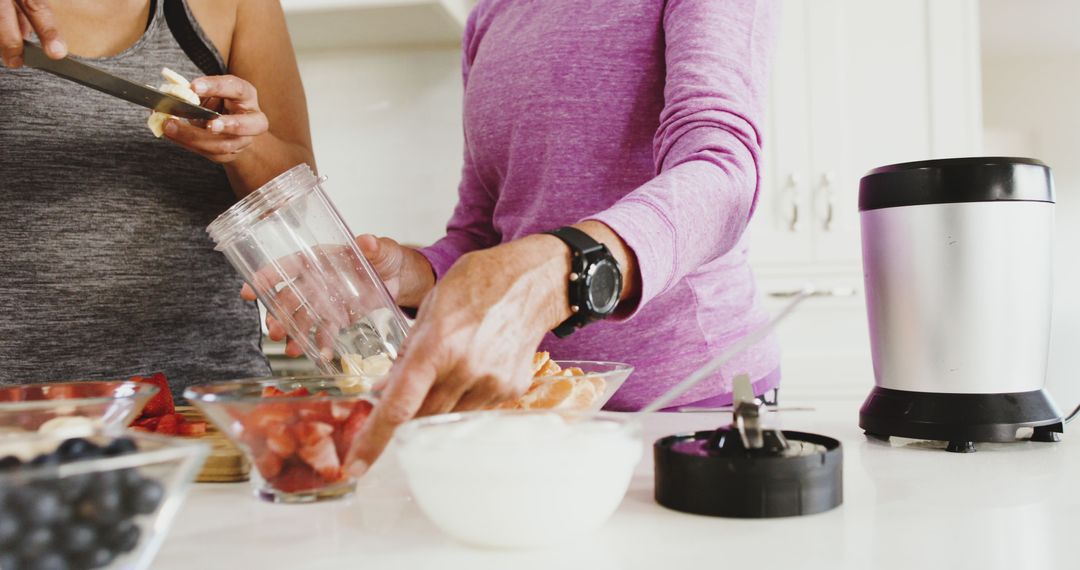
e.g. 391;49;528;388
859;387;1064;449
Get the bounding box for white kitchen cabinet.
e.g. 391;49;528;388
280;0;473;50
749;0;983;398
750;0;983;272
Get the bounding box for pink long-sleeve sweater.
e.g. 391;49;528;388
420;0;782;410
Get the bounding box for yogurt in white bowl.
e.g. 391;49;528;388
394;410;642;548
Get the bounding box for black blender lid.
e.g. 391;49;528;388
859;156;1054;212
653;383;843;519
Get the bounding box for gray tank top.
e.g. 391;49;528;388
0;0;270;396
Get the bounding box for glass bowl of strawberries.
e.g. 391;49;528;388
0;380;159;436
184;376;377;503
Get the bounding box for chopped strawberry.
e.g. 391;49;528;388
130;425;151;432
298;436;342;481
265;422;297;457
44;385;77;400
244;403;295;430
261;385;286;398
330;401;354;423
335;401;373;462
254;450;283;480
283;387;311;398
298;393;334;424
155;413;178;435
291;421;334;447
133;416;160;431
135;373;174;418
179;420;207;436
273;461;324;493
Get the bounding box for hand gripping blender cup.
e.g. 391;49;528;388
206;164;409;390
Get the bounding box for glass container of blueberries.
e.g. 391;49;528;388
0;431;208;570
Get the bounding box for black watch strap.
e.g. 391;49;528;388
546;226;605;257
544;227;619;338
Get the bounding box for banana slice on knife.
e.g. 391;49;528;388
147;67;201;138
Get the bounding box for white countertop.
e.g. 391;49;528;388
154;397;1079;570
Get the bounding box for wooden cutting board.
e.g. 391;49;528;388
177;406;250;483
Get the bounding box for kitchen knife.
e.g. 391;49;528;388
21;41;220;121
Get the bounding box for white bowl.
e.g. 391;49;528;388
394;410;643;549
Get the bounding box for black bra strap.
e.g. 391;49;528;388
146;0;157;31
163;0;225;77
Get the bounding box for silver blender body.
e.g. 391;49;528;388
862;201;1052;394
857;157;1064;452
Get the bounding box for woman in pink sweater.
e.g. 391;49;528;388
259;0;780;468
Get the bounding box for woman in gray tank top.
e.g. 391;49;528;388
0;0;315;396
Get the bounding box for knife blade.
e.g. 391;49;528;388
22;41;220;121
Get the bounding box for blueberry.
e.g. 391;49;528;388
10;487;64;526
69;547;114;570
29;452;60;468
25;552;69;570
0;455;21;471
0;512;20;547
74;488;123;525
102;438;137;457
57;439;101;462
125;478;164;515
102;519;141;553
88;470;120;491
118;469;143;489
58;473;92;503
18;526;53;558
59;523;97;554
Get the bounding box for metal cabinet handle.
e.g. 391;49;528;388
768;287;857;299
783;173;801;232
818;171;835;232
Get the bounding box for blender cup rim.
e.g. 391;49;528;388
206;163;324;250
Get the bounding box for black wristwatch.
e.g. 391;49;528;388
544;227;623;338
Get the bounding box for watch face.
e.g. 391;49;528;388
587;261;621;314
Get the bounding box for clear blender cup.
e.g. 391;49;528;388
206;164;408;387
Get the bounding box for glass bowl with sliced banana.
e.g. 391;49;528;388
0;380;158;437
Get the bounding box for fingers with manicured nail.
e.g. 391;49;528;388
190;75;259;109
18;0;65;58
208;112;268;137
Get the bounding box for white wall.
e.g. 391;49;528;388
295;47;464;247
982;56;1080;412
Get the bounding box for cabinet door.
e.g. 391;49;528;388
747;0;813;267
807;0;982;265
808;0;934;265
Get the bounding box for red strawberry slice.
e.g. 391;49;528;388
292;421;334;447
261;386;286;397
179;421;207;436
273;461;323;493
254;450;283;480
244;403;295;431
265;422;297;457
134;373;174;418
44;385;77;400
330;401;354;423
337;400;374;462
298;392;334;423
133;416;160;431
155;413;179;435
298;436;342;481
